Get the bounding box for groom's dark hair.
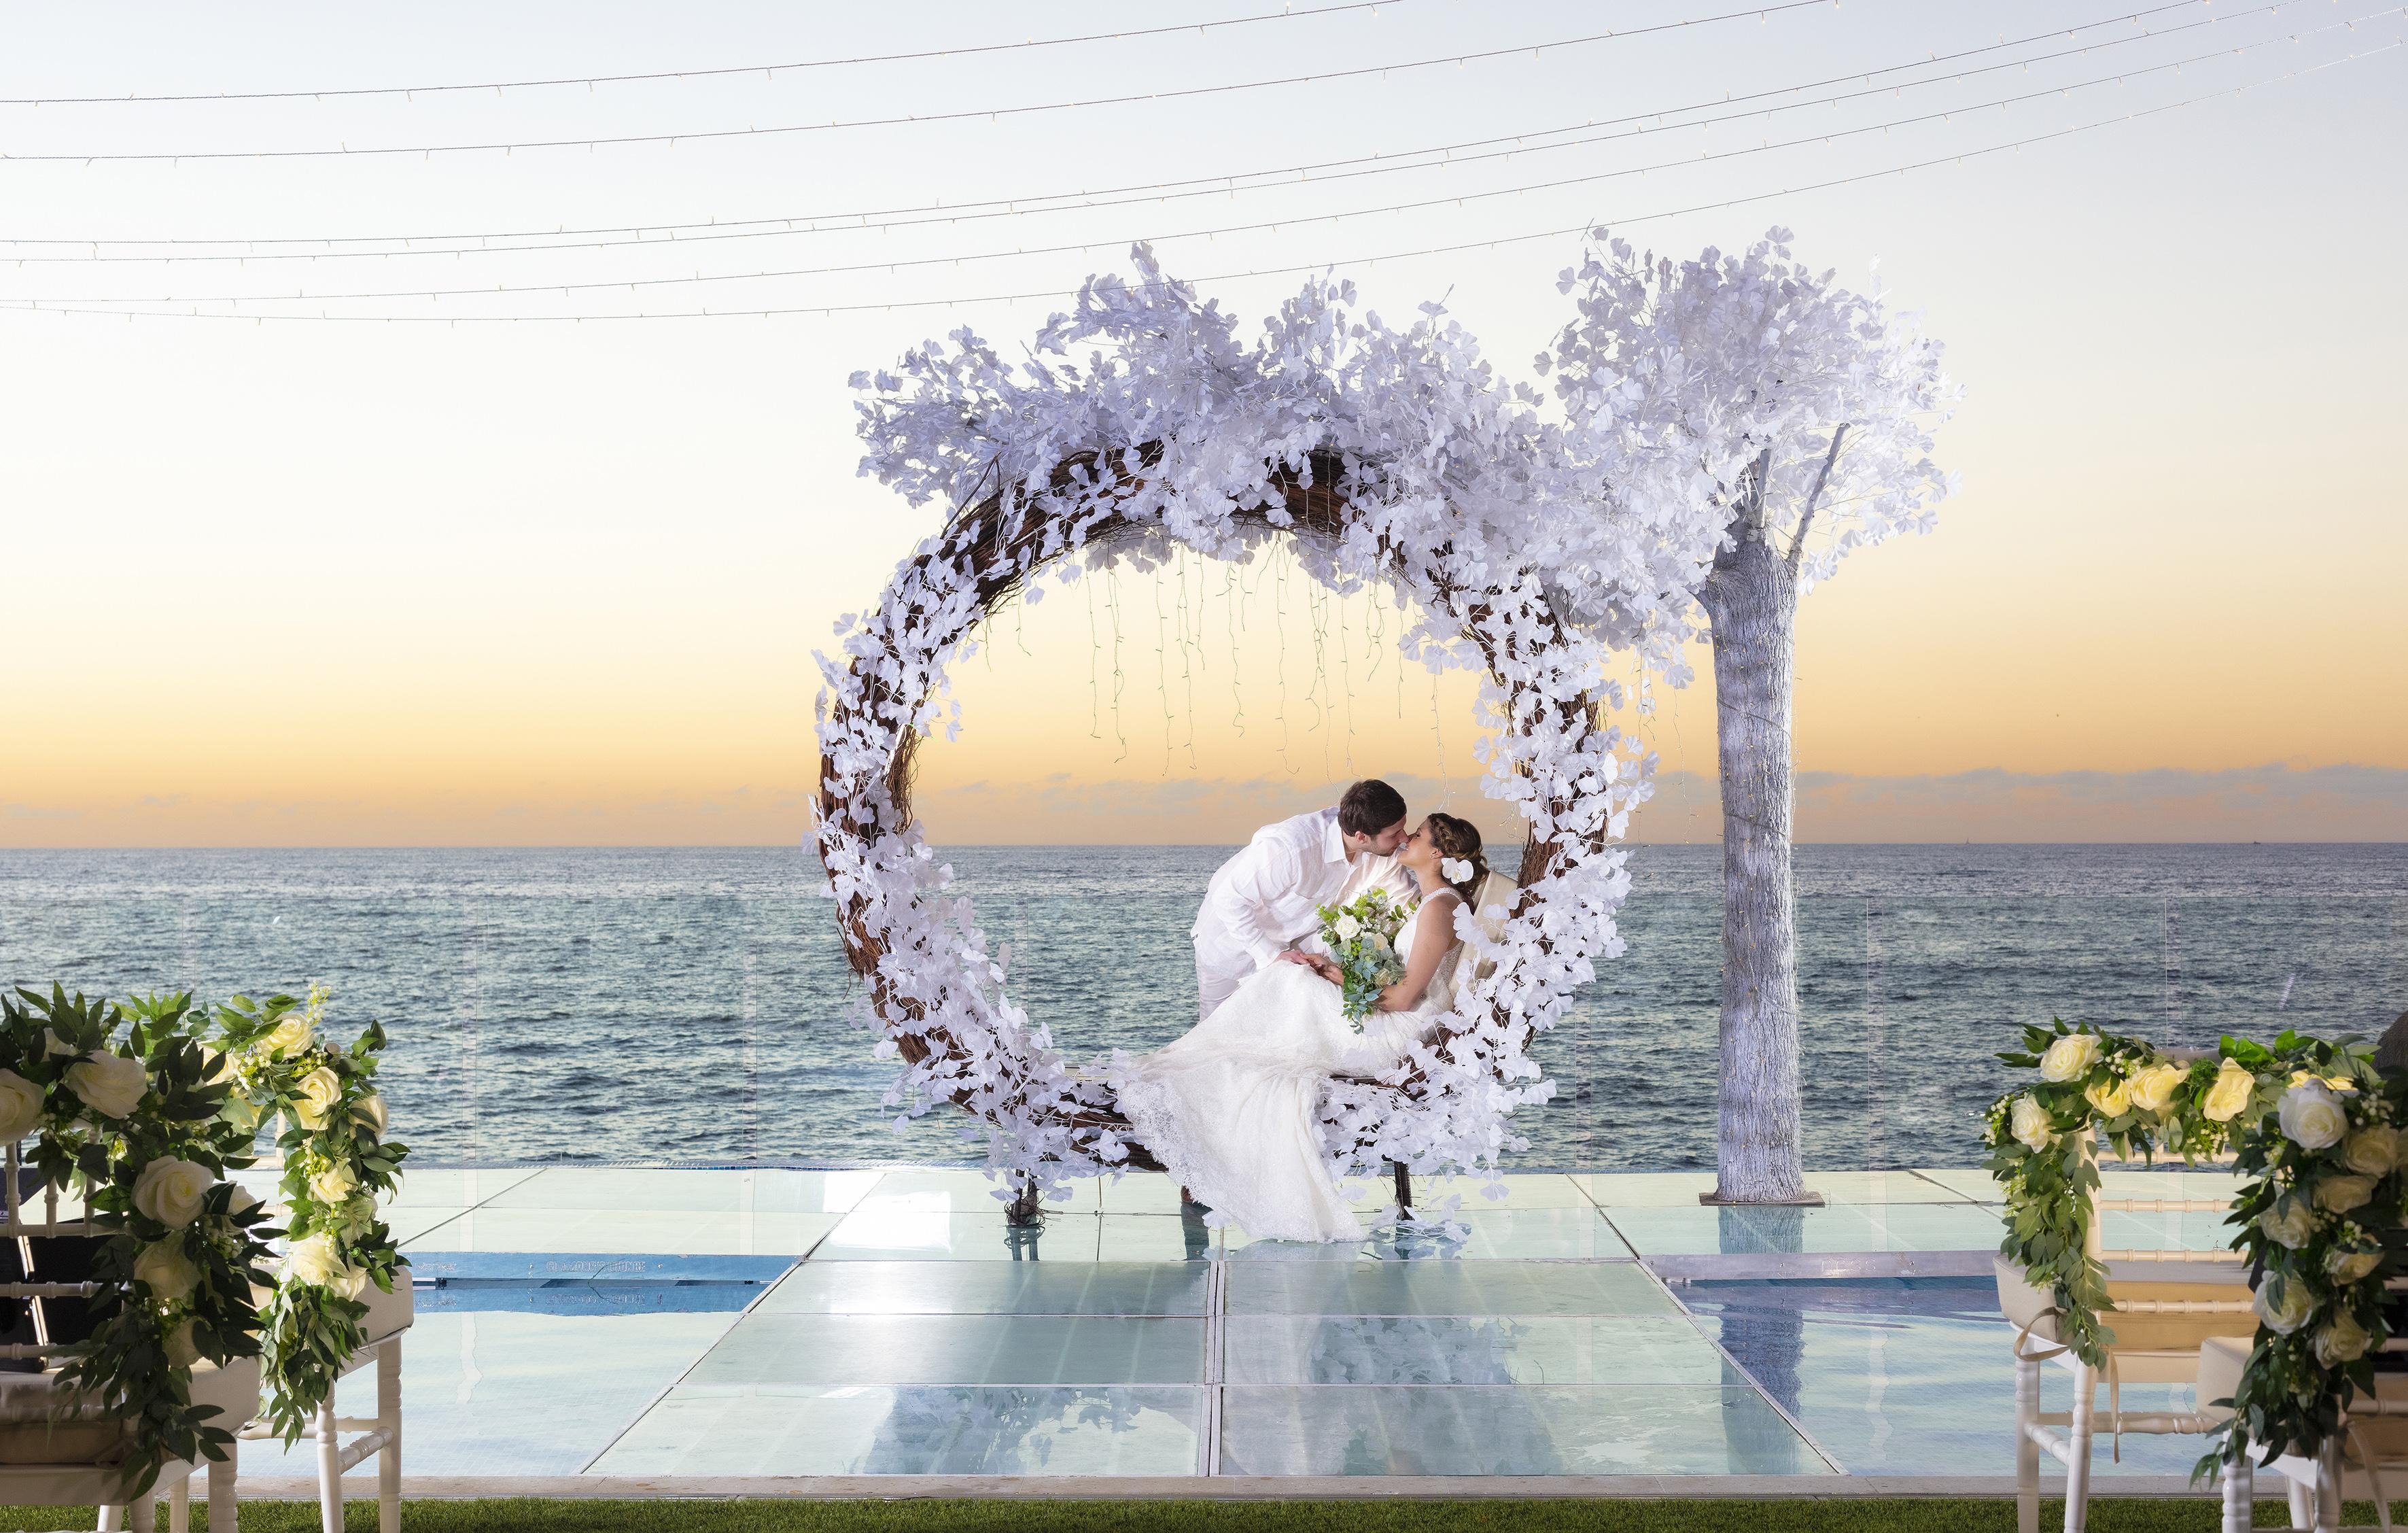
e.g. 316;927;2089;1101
1337;779;1408;838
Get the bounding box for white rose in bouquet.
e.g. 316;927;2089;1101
2203;1060;2256;1122
133;1240;200;1303
1333;914;1362;941
2256;1279;2316;1335
285;1233;346;1289
2328;1248;2383;1285
133;1156;213;1228
0;1070;45;1141
164;1318;203;1370
2010;1095;2055;1152
2281;1084;2350;1152
309;1162;359;1205
291;1066;343;1130
2260;1200;2316;1249
263;1014;315;1058
2343;1126;2400;1177
2127;1063;2186;1114
2315;1174;2377;1214
2084;1078;2131;1118
2038;1034;2102;1083
2315;1311;2373;1366
65;1052;147;1120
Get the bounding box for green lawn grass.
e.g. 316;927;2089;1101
0;1500;2394;1533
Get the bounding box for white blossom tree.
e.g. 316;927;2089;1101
1545;230;1958;1203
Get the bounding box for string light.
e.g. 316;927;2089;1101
49;23;2374;317
0;0;2248;264
0;1;1415;107
0;2;1845;165
18;41;2386;325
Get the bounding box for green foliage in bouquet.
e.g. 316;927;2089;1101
1314;889;1408;1022
0;985;279;1497
2195;1032;2408;1480
208;985;409;1443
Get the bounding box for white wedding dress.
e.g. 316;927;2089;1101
1115;893;1464;1242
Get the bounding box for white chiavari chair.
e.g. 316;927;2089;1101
1999;1120;2258;1533
234;1165;411;1533
2199;1275;2408;1532
0;1141;257;1533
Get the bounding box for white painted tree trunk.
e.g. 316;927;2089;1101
1697;507;1809;1204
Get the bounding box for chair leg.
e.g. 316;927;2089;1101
209;1448;238;1533
317;1396;343;1533
379;1335;403;1533
2316;1437;2343;1533
98;1505;124;1532
127;1495;156;1533
167;1471;188;1533
2015;1355;2042;1533
2288;1471;2315;1532
2065;1362;2097;1533
2221;1454;2254;1533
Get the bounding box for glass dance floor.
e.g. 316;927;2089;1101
228;1164;2246;1484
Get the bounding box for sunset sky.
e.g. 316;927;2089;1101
3;1;2402;846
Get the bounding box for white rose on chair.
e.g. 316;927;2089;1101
2010;1095;2055;1152
2328;1247;2383;1285
309;1162;359;1205
133;1240;200;1303
291;1066;344;1129
2202;1059;2256;1122
2125;1062;2186;1114
2279;1082;2349;1152
133;1156;214;1228
263;1013;316;1058
65;1052;147;1120
2314;1175;2377;1215
2038;1033;2102;1084
164;1318;203;1370
2255;1279;2316;1335
351;1092;389;1141
285;1232;347;1289
0;1070;45;1141
2314;1312;2373;1367
2259;1199;2316;1250
2343;1126;2400;1177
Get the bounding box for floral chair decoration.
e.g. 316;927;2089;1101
0;987;278;1533
211;986;412;1533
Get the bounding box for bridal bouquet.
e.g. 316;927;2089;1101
1315;889;1408;1021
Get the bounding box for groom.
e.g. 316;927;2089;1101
1190;778;1414;1019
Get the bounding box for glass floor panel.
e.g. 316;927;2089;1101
761;1260;1211;1315
274;1165;2219;1480
1227;1259;1677;1316
1224;1315;1730;1386
589;1384;1205;1476
1218;1385;1831;1476
1682;1277;2214;1477
685;1313;1207;1386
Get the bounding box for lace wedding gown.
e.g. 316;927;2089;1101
1115;895;1463;1242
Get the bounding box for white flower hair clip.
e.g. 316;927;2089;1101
1442;857;1475;884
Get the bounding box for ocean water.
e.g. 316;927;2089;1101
1;844;2402;1171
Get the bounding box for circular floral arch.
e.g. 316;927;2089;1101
814;261;1660;1194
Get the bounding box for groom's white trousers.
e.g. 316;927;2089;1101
1192;927;1263;1021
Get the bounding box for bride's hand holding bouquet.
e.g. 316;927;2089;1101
1295;888;1410;1021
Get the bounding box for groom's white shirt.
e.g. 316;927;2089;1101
1191;807;1410;1018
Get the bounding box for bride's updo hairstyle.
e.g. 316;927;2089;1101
1424;812;1488;903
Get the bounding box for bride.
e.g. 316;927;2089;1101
1115;813;1490;1242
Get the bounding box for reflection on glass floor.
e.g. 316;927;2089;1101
249;1164;2241;1481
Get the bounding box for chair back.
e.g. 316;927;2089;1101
0;1143;105;1366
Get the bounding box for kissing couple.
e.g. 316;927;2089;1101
1113;780;1490;1242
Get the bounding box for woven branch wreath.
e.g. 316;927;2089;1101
813;258;1664;1195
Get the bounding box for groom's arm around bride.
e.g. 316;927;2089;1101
1189;779;1415;1020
